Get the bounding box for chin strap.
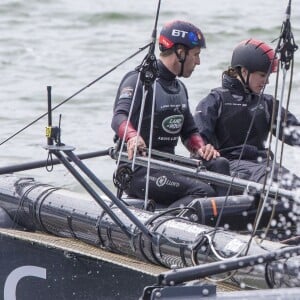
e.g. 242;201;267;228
236;68;252;93
174;45;188;77
178;61;185;77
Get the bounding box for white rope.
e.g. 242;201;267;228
144;79;157;209
116;71;142;171
252;69;287;235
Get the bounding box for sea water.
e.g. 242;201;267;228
0;0;299;191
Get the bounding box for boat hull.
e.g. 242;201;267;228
0;174;300;291
0;228;166;300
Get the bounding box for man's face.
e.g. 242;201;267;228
182;47;201;78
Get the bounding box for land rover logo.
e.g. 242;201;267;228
162;115;184;134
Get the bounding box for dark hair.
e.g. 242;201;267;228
159;44;186;57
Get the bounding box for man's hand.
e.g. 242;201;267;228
197;144;220;161
127;136;147;160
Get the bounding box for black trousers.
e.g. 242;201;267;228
229;158;300;190
126;157;230;206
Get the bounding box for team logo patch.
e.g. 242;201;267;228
119;87;133;99
156;176;167;187
250;103;264;111
232;95;243;102
162;115;184;134
155;175;180;188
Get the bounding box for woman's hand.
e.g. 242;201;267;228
197;144;220;160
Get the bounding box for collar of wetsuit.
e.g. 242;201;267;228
158;60;176;81
222;72;249;96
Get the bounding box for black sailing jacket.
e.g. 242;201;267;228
194;73;299;159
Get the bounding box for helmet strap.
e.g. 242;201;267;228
237;67;251;93
174;45;188;77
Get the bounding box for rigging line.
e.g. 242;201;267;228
115;71;142;172
279;58;295;166
252;68;288;237
258;65;293;236
209;88;268;251
208;60;276;245
247;11;298;239
259;60;296;242
115;49;158;174
253;1;299;239
245;69;282;252
211;46;282;255
144;80;157;209
205;233;248;261
255;53;283;241
116;0;161;205
140;0;161;210
247;0;299;245
132;84;148;170
271;0;298;200
267;0;294;174
194;66;269;255
0;42;151;147
239;0;296;245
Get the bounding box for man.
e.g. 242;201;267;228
194;38;300;188
111;20;229;208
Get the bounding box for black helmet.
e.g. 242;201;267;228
231;39;278;73
159;20;206;52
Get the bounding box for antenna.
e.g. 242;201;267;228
139;0;161;87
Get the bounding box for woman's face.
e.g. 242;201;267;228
242;67;270;94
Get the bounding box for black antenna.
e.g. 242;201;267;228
139;0;161;87
150;0;161;53
45;86;60;146
285;0;291;19
47;86;53;146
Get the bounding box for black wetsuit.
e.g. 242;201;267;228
111;60;229;206
194;73;300;187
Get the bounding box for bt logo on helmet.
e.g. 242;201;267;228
171;29;200;46
172;29;188;38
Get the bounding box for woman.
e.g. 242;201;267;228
194;38;300;188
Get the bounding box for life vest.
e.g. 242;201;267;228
212;87;271;152
138;79;188;153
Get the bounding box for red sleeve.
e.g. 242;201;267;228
185;134;205;153
118;120;137;142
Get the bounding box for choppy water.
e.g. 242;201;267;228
0;0;300;191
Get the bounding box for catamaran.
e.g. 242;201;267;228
0;0;299;299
